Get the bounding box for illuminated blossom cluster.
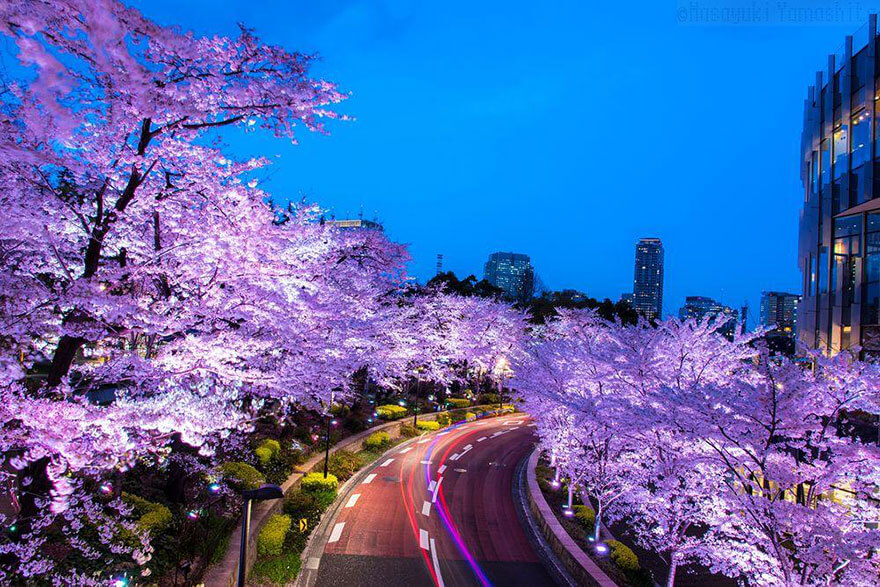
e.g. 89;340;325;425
516;311;880;586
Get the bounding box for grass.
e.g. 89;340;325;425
251;550;301;585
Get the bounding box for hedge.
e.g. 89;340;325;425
364;431;391;451
122;492;172;535
398;423;419;438
464;412;476;422
446;398;471;409
415;420;440;431
376;404;407;420
218;461;265;491
327;450;360;481
478;393;499;405
257;514;292;557
300;472;338;494
607;540;640;572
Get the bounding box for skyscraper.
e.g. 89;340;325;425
632;238;664;319
798;15;880;356
760;291;801;335
483;252;534;302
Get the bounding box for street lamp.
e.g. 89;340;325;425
237;484;284;587
322;417;338;478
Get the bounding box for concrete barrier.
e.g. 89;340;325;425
525;448;618;587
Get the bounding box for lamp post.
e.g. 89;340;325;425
322;416;337;478
237;484;283;587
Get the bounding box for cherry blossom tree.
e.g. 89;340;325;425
0;1;415;582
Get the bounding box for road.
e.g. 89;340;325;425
299;415;559;587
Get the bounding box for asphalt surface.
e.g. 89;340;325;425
302;415;558;587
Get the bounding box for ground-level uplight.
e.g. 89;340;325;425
562;506;575;518
208;482;221;493
595;543;609;555
237;484;284;587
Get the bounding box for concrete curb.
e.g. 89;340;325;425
524;448;618;587
202;406;498;586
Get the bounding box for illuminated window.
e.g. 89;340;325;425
833;125;848;178
851;109;870;168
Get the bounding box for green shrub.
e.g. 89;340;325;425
446;398;471;409
254;446;273;466
398;423;419;438
121;492;172;535
436;413;451;427
258;438;282;457
219;461;265;491
573;505;596;532
328;450;360;481
376;404;407;420
416;420;440;431
607;540;640;572
258;514;292;557
364;431;391;451
465;412;476;422
300;472;338;494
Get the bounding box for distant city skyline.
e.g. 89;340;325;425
123;0;866;328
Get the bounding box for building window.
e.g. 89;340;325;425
821;139;831;186
851;109;870;168
833;125;848;178
818;246;828;295
811;152;819;196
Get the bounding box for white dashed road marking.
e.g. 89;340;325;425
438;465;447;474
477;436;487;442
432;477;443;503
362;473;376;484
345;493;360;508
428;480;437;492
422;500;432;516
380;458;394;467
328;522;345;543
419;529;430;550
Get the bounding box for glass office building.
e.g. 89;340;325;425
483;252;534;302
799;15;880;356
633;238;664;319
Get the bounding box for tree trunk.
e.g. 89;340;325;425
46;333;86;387
666;559;678;587
594;503;603;542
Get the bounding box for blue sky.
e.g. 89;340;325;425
129;0;868;323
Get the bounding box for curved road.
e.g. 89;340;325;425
297;415;558;587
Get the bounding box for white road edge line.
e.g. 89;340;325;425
398;446;413;454
428;480;437;492
345;493;360;508
362;473;376;484
421;500;431;516
419;529;430;550
430;538;446;587
438;465;447;474
477;436;487;442
380;458;394;467
328;522;345;543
